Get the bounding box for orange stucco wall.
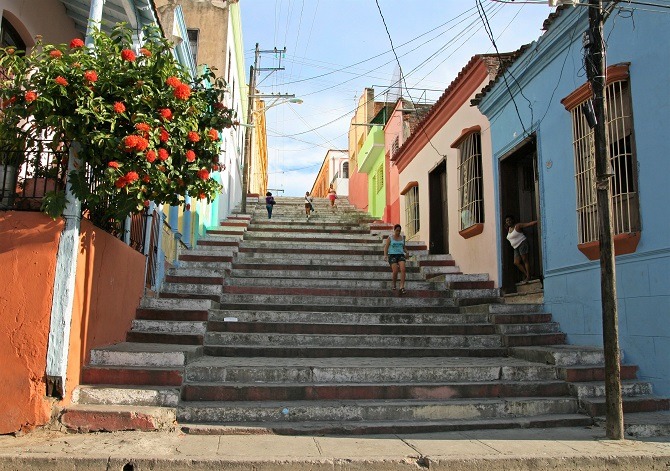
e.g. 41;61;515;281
0;212;145;434
0;212;61;434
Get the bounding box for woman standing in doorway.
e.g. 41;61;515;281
383;224;409;294
504;215;537;284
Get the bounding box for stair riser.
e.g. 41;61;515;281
135;309;209;322
491;314;553;324
177;398;579;423
569;382;652;398
509;347;605;366
559;365;638;382
182;382;571;402
203;346;509;358
495;323;560;334
216;303;461;314
209;311;487;325
231;263;421;272
229;269;426;280
581;398;670;417
127;332;203;345
185;365;558;384
180;416;594;436
207;322;496;336
82;368;183;386
503;334;567;347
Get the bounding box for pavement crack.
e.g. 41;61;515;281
312;436;323;455
397;436;430;468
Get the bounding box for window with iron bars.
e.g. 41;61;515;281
390;135;399;159
457;132;484;230
375;164;384;193
404;185;419;238
570;79;640;245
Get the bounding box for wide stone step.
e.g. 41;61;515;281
209;309;484;324
240;236;382;245
60;404;177;433
223;277;438;290
139;297;219;311
183;357;559;383
132;320;207;335
181;380;571;402
461;303;544;314
205;332;503;349
557;364;639;382
73;385;180;407
235;251;390;261
177;260;233;270
509;345;606;366
218;293;459;307
207;320;496;336
135;308;209;322
161;282;222;296
179;413;593;435
229;268;426;280
231;260;422;271
176;397;580;423
503;332;567;347
89;342;203;367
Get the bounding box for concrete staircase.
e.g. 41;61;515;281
61;197;669;435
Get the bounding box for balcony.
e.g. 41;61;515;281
358;125;384;174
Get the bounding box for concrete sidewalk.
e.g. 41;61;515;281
0;423;668;471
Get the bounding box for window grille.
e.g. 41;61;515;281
187;29;199;66
342;162;349;178
375;164;384;193
404;186;420;238
570;79;639;244
457;132;484;230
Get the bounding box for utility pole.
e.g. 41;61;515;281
585;0;624;440
240;44;288;214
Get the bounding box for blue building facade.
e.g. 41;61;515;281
477;5;670;394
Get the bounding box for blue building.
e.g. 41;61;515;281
476;4;670;394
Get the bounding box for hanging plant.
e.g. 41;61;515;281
0;23;234;221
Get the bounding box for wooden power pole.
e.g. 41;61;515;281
585;0;624;439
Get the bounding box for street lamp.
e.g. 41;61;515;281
240;96;302;213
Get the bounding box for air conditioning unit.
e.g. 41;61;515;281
548;0;577;6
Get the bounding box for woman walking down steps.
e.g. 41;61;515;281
383;224;409;294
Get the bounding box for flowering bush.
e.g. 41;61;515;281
0;24;234;221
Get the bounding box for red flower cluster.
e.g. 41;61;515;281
83;70;98;82
185;150;196;162
146;150;157;163
207;129;219;141
49;50;63;59
158;148;169;161
122;135;149;152
113;102;126;114
108;161;120;169
166;76;181;88
69;38;84;49
159;128;169;142
197;168;210;180
55;76;68;86
139;48;152;57
159;108;173;121
135;122;151;133
114;171;139;189
187;131;200;143
24;91;37;103
173;83;191;100
121;49;136;62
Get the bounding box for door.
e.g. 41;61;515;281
499;138;542;294
428;161;448;254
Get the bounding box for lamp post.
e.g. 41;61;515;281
240;95;302;213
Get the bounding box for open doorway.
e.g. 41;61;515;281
499;138;542;294
428;160;448;255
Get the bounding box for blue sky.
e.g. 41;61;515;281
239;0;557;196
